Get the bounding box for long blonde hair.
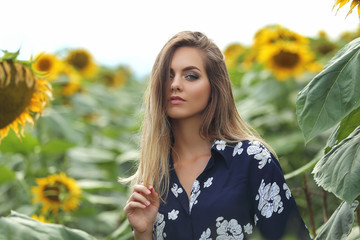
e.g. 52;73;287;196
122;31;275;201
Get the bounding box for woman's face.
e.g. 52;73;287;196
165;47;211;121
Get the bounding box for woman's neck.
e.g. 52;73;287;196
171;117;212;162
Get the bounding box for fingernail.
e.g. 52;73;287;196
146;200;151;206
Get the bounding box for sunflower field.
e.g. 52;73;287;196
1;17;360;240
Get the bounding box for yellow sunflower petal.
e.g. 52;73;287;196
347;0;360;16
31;214;50;223
0;127;10;141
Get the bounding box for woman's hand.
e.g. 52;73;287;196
124;184;160;239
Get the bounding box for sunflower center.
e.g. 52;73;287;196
317;43;336;55
273;50;300;68
68;52;89;70
38;58;52;71
0;62;36;129
44;181;68;203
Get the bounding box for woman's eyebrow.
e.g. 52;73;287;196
170;66;201;72
182;66;201;71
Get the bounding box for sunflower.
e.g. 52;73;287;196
253;25;308;48
333;0;360;18
32;53;63;81
60;64;82;97
62;81;81;97
65;49;98;78
0;52;52;142
31;172;81;215
102;65;131;88
257;42;315;80
223;43;245;69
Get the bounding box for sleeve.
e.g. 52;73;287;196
247;141;312;240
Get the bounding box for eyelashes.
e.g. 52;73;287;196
169;71;200;81
185;72;199;80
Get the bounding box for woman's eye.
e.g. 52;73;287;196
185;73;199;80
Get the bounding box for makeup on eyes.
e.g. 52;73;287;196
169;66;201;80
185;72;199;80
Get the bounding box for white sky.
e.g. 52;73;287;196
0;0;359;77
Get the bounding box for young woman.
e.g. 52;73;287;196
122;31;311;240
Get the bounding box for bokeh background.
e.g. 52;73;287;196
1;0;360;239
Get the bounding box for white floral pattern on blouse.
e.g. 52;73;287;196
204;177;213;188
154;213;166;240
256;179;284;218
171;183;183;198
216;217;244;240
243;223;253;234
215;140;226;151
190;180;201;213
199;220;253;240
232;142;244;157
283;183;292;200
247;141;272;169
199;228;212;240
168;209;179;220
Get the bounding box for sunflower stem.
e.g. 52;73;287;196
303;173;316;236
357;208;360;231
322;190;328;223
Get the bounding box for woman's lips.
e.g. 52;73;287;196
170;96;185;104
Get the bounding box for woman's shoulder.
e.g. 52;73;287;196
212;139;277;168
213;139;270;153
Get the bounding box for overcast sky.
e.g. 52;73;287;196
1;0;359;77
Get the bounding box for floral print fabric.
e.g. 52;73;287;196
153;140;312;240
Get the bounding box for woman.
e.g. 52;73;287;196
122;31;311;240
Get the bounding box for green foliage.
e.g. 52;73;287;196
313;127;360;204
325;106;360;154
0;211;97;240
296;38;360;238
315;201;358;240
0;69;144;239
297;37;360;143
0;50;20;61
0;165;15;184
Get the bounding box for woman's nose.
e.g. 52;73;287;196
171;75;183;92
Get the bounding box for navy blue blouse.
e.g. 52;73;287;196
153;140;312;240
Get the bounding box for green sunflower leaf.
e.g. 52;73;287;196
0;130;40;155
312;126;360;203
325;106;360;154
0;211;97;240
296;37;360;142
0;49;20;61
41;139;76;154
0;165;15;184
314;201;358;240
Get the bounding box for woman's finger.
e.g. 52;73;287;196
124;201;147;213
127;191;151;206
133;184;151;195
148;185;160;208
